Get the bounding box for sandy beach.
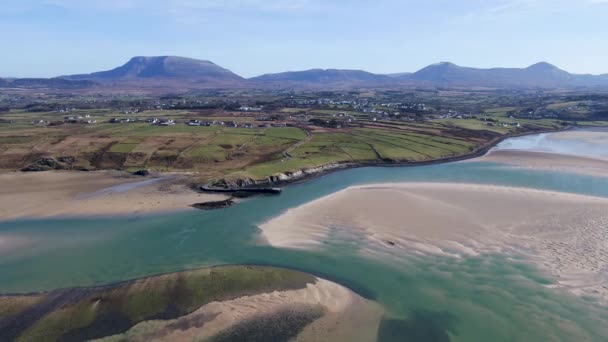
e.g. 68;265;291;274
477;150;608;177
97;278;383;342
0;171;227;221
260;183;608;302
478;128;608;177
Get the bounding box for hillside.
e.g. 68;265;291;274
0;78;96;89
396;61;606;88
250;69;395;86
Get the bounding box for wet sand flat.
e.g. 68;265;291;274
260;183;608;302
477;150;608;177
0;171;226;221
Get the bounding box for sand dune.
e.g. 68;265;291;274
260;183;608;302
0;171;226;221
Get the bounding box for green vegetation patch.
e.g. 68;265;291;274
0;136;33;144
432;118;512;134
109;143;138;153
0;296;44;320
264;127;308;141
4;266;316;342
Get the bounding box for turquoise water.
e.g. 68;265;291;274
2;160;608;340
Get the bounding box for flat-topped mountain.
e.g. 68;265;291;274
65;56;245;85
250;69;394;86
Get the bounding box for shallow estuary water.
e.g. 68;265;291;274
2;130;608;341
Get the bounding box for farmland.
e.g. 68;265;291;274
1;87;605;185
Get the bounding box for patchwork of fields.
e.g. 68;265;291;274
0;109;564;183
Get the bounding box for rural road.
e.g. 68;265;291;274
282;127;312;159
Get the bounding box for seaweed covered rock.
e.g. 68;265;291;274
21;157;69;172
191;199;235;210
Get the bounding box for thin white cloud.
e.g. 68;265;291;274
41;0;321;13
457;0;607;23
28;0;325;25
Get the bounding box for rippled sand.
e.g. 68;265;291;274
260;183;608;302
97;278;382;342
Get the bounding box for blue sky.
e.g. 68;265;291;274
1;0;607;77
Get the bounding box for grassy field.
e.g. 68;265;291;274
0;108;566;183
577;120;608;127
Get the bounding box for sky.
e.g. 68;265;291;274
1;0;607;78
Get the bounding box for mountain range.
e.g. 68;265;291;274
1;56;607;91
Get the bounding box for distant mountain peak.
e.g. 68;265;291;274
527;62;559;71
425;62;459;69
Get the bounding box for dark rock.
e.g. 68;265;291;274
231;191;259;198
191;199;234;210
132;169;150;177
57;156;76;164
21;157;67;172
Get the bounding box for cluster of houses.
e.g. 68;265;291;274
63;114;96;124
186;119;252;128
478;117;521;128
109;117;140;124
186;119;287;128
106;116;290;129
238;106;263;112
487;121;521;128
31;113;98;126
329;112;356;123
53;108;77;113
108;117;175;125
286;98;427;116
437;111;472;120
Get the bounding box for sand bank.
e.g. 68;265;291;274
97;278;382;342
477;150;608;177
0;171;227;221
260;183;608;302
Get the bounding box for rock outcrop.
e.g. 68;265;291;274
21;157;76;172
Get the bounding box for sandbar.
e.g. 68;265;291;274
260;183;608;302
477;150;608;177
96;278;382;342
